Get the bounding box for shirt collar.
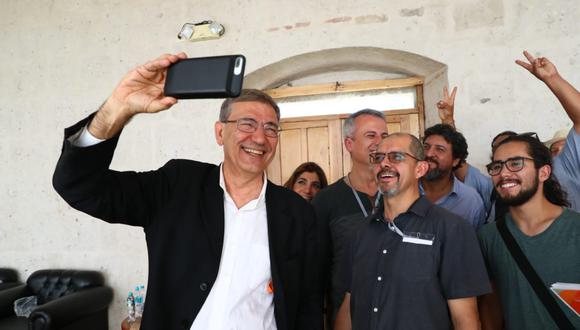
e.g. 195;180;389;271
450;175;461;195
370;196;431;223
219;163;268;209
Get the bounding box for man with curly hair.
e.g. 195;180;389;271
420;124;486;229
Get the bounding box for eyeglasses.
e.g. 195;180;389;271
222;118;280;138
486;156;535;176
369;151;420;165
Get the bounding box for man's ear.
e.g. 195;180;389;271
344;137;354;153
452;158;461;168
416;161;429;179
215;121;225;146
538;164;552;183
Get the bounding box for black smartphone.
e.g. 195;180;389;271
164;55;245;99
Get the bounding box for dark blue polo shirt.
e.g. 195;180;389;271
341;196;491;330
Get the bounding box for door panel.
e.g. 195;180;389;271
307;126;331;179
268;112;421;185
279;129;303;185
268;119;343;185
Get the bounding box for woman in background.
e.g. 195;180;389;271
284;162;328;202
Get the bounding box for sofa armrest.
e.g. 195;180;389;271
0;285;29;318
0;282;22;291
28;286;113;329
0;268;18;283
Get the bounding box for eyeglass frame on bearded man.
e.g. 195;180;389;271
369;151;422;165
487;132;541;176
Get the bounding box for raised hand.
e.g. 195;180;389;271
515;50;559;82
437;86;457;127
110;52;188;115
89;52;187;139
516;50;580;131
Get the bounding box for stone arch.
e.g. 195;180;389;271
245;46;448;127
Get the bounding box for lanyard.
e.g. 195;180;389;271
346;176;381;218
387;220;405;238
386;218;435;246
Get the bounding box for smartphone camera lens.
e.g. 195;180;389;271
234;57;244;75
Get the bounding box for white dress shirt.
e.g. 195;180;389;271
69;125;105;147
70;126;276;330
191;166;276;330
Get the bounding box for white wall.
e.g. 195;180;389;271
1;0;578;327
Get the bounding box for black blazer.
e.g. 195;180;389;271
52;117;323;330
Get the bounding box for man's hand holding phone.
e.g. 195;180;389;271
112;52;189;115
88;52;246;140
89;53;187;139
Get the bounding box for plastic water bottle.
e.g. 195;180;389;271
126;292;136;322
134;285;145;318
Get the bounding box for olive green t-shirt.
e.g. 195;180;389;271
478;208;580;329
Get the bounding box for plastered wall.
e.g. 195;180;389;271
1;0;579;327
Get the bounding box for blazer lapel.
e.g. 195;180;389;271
265;181;293;263
200;165;225;259
265;182;295;330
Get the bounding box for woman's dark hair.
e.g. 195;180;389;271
283;162;328;190
495;135;570;207
423;124;468;170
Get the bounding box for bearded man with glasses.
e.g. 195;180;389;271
437;51;580;223
52;53;323;330
478;134;580;330
334;133;490;330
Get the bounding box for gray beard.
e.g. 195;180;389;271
381;187;400;198
378;180;400;198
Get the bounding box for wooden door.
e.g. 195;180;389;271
268;110;421;185
267;118;343;185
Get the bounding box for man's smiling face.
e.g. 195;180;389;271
492;141;541;206
422;134;458;181
215;101;279;177
372;134;426;198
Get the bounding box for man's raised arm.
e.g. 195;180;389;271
516;50;580;132
89;52;187;139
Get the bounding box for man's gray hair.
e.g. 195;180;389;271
343;109;386;138
219;89;280;122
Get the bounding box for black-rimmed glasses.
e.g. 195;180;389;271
486;156;535;176
221;118;280;138
369;151;420;165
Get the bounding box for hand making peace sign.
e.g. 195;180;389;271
437;86;458;127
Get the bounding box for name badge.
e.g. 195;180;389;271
402;232;435;246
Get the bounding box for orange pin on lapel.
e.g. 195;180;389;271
267;279;274;294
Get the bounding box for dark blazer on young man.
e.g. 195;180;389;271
52;116;323;330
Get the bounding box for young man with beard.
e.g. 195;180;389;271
439;51;580;219
478;135;580;329
335;133;490;330
312;109;388;327
420;124;486;230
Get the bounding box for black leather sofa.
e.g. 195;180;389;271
0;269;20;292
0;269;113;330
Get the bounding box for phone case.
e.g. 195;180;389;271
164;55;245;99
